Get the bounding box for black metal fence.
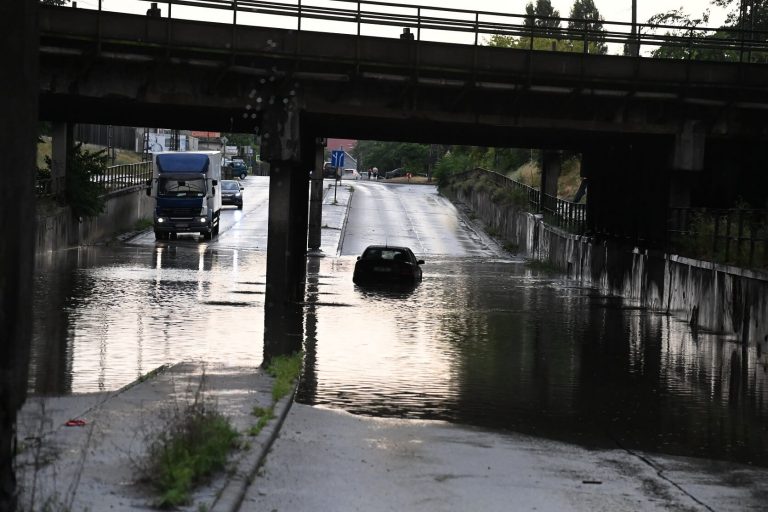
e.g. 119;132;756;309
52;0;768;64
455;168;586;235
669;207;768;268
36;161;153;199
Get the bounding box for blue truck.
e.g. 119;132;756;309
146;151;223;241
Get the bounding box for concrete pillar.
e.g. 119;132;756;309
261;100;305;363
1;0;38;509
307;138;325;251
51;121;73;195
263;161;304;361
540;150;561;212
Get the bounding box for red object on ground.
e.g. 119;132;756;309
65;419;87;427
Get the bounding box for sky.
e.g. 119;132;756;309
418;1;729;27
74;0;732;27
74;0;734;42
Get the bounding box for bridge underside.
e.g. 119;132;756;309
38;7;768;354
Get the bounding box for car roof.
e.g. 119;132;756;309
363;245;412;251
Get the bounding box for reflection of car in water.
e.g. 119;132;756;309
353;245;424;285
220;180;243;209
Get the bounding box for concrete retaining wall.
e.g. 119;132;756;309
36;187;153;253
446;183;768;350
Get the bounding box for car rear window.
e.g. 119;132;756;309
363;248;406;261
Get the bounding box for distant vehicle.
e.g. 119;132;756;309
323;162;338;179
223;160;249;180
385;168;406;179
220;180;243;209
353;245;424;285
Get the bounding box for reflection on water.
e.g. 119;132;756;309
31;247;768;466
30;245;265;394
297;257;768;467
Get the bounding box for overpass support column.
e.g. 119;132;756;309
2;0;38;509
670;121;705;209
308;137;326;251
51;121;73;196
262;103;306;363
540;150;562;213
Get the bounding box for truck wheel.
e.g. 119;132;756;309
240;172;247;180
237;204;243;210
203;231;213;241
154;231;164;241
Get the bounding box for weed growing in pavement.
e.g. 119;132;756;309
133;218;154;232
140;373;239;509
266;353;303;403
247;352;303;437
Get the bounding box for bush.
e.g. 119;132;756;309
143;387;239;508
43;142;108;217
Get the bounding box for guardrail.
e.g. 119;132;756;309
56;0;768;64
36;161;153;198
669;207;768;268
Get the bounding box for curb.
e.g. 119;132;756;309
208;380;299;512
336;185;354;257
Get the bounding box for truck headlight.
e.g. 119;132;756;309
157;217;165;223
199;217;207;223
235;192;241;197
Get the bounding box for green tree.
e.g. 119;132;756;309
568;0;607;54
525;0;561;27
44;143;108;217
353;140;430;174
222;132;256;148
713;0;768;31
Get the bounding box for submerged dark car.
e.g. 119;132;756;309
220;180;243;209
353;245;424;285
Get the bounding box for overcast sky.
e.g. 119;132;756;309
83;0;733;35
412;1;728;26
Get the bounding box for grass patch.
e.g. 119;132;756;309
247;352;303;437
142;377;239;509
134;218;154;232
266;353;303;402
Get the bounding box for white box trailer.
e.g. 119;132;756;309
146;151;223;241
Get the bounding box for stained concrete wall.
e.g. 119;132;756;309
36;187;154;253
445;183;768;352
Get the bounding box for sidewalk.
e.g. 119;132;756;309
317;180;353;256
16;181;355;512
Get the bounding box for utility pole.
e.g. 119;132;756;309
631;0;638;57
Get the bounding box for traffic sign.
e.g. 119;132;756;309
331;150;345;168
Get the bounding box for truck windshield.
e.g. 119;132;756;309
157;177;206;198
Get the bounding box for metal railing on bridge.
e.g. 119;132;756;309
60;0;768;64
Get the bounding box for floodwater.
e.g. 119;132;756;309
28;179;768;468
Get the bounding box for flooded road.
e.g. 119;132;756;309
30;178;768;467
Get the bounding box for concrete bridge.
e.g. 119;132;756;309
37;1;768;354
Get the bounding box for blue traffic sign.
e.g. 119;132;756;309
331;150;345;168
